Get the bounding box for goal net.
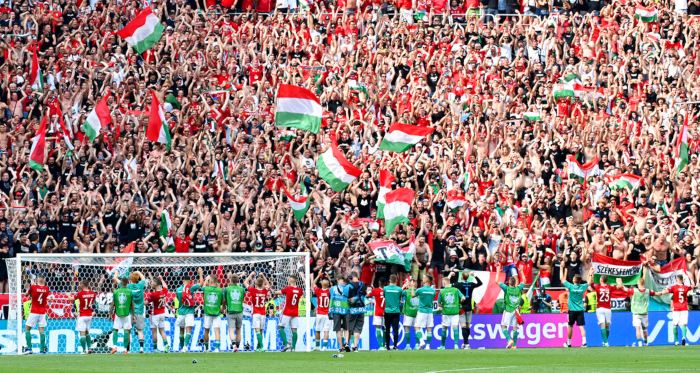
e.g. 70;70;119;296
2;253;311;355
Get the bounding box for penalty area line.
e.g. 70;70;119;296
426;366;518;373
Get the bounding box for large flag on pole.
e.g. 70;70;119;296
316;133;361;191
82;91;112;142
159;210;175;252
591;253;642;285
275;84;322;134
376;169;395;219
383;187;414;236
29;46;43;92
115;7;164;54
146;91;172;150
284;185;311;221
29;115;48;172
675;112;689;174
379;123;435;153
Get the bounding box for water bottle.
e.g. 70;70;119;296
332;353;345;359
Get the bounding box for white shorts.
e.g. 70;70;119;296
596;308;612;325
252;314;266;330
26;313;47;328
175;314;195;328
415;312;434;328
459;312;473;325
314;314;331;332
672;310;689;326
373;316;384;327
632;314;648;328
133;314;145;330
76;316;92;332
113;315;132;330
279;315;298;329
151;314;167;329
442;314;459;328
501;311;517;328
402;315;415;327
203;315;220;329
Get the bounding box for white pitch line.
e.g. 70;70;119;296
427;366;518;373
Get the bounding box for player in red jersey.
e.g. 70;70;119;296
244;272;270;352
75;280;96;354
24;275;49;354
276;276;303;352
313;277;331;351
366;279;386;350
148;275;170;353
658;275;694;346
587;271;613;347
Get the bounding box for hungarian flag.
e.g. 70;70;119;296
470;270;506;313
275;84;322;134
48;101;75;151
29;46;43;91
607;173;643;192
82;91;112;141
107;241;135;278
377;169;395;219
646;257;690;310
635;6;658;23
567;155;603;182
446;189;467;210
146;91;172;150
675;112;689;174
573;84;605;101
284;185;311;221
115;7;164;54
591;253;642;285
159;210;175;252
383;187;414;236
379;123;435;153
164;94;182;112
317;134;361;191
560;73;581;84
523;112;542;121
29;115;48;172
553;83;574;99
368;239;413;272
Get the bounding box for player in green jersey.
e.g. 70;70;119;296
623;273;656;346
111;278;133;354
413;274;436;350
438;276;465;350
383;274;403;350
223;273;246;352
125;271;147;353
560;259;588;348
202;275;224;352
498;274;525;349
175;267;204;352
402;278;419;350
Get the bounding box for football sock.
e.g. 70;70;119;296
681;326;687;340
512;331;519;343
292;331;298;349
139;339;144;350
40;333;46;350
212;341;219;351
316;339;320;348
416;330;423;344
179;335;184;349
462;327;470;343
85;335;92;350
376;329;384;347
503;328;511;342
322;340;328;349
205;341;209;351
426;331;432;344
453;328;460;346
184;333;192;349
582;336;587;345
256;332;263;349
673;327;679;342
112;330;119;347
25;331;31;350
80;336;86;351
441;328;447;347
279;329;288;346
124;333;131;351
601;329;607;343
567;338;571;345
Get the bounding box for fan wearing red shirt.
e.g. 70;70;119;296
586;272;613;347
276;277;304;352
659;275;693;346
24;275;50;354
313;278;332;351
148;276;170;353
245;272;271;351
76;280;96;354
366;281;386;350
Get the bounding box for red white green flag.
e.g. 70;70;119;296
446;189;467;210
377;169;396;219
379;123;435;153
383;188;414;236
635;6;658;23
29;45;43;92
675;113;689;174
146;91;172;150
115;7;164;54
284;185;311;221
82;91;112;142
29;115;48;172
567;155;603;182
607;173;643;192
275;84;322;134
317;134;361;191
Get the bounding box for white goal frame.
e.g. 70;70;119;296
7;252;312;354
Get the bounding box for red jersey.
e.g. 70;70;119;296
281;286;303;317
369;287;385;317
76;290;96;317
592;284;612;309
149;289;169;315
29;285;49;314
668;284;692;311
248;287;271;315
314;287;331;316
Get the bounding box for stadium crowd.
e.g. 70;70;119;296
0;0;699;300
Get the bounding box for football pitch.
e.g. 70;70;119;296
3;347;699;373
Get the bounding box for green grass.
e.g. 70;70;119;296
3;347;699;373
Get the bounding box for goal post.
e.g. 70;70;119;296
3;253;312;355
